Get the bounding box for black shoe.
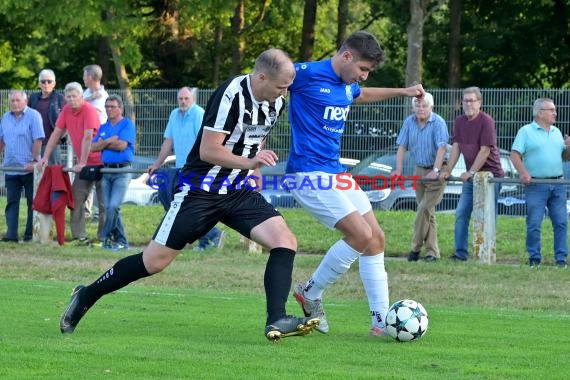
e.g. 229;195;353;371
555;261;567;269
529;259;541;268
1;237;18;242
449;254;467;262
424;255;438;262
60;285;91;334
265;316;320;341
407;251;420;262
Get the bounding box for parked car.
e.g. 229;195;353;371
123;155;176;206
348;146;519;212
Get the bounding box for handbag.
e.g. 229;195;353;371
79;165;104;181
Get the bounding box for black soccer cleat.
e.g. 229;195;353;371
60;285;91;334
265;315;320;342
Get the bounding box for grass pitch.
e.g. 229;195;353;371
0;204;569;378
1;242;569;379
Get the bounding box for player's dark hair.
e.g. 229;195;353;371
254;48;292;79
340;31;386;67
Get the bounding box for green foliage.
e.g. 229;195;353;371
1;1;570;93
458;0;570;88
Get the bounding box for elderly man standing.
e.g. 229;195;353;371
29;69;65;165
511;98;570;268
148;86;224;251
41;82;105;246
0;90;45;242
393;92;449;262
441;86;504;262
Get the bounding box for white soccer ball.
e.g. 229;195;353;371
385;299;429;342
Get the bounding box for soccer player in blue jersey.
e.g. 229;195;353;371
288;31;424;336
59;48;320;341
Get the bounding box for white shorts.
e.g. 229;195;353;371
287;171;372;228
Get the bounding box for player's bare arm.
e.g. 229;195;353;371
355;84;425;104
74;129;94;172
200;128;278;169
39;127;65;167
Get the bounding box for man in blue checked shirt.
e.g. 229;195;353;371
0;90;45;242
393;92;449;262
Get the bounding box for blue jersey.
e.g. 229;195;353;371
286;59;360;174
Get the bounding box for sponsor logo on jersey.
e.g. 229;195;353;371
323;105;350;121
320;88;331;93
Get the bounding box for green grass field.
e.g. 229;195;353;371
0;204;569;378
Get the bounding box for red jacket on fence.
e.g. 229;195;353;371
32;165;74;245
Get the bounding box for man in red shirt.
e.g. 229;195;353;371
41;81;106;245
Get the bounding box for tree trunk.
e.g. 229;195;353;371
98;37;111;87
212;24;224;86
109;43;136;122
103;11;135;121
231;0;245;75
299;0;317;61
448;0;462;88
336;0;349;49
405;0;424;86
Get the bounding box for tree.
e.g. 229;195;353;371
300;0;318;61
2;0;570;91
405;0;446;86
457;0;570;88
405;0;425;86
231;0;246;75
447;0;462;88
337;0;350;49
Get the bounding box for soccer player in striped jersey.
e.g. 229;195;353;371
59;48;319;341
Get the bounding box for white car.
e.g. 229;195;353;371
123;155;176;206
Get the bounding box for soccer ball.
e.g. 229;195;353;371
385;299;429;342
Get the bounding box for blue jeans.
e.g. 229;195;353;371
525;183;568;263
4;173;34;240
101;171;131;244
199;227;222;249
454;181;501;260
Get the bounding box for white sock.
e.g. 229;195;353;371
359;253;390;328
304;240;360;300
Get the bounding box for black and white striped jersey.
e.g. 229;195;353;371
181;74;286;194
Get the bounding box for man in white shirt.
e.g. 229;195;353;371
83;64;108;125
82;64;108;223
